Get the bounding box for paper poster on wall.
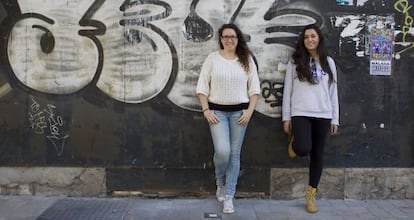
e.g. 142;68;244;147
370;28;394;75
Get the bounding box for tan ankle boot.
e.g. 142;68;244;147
305;185;318;213
288;135;296;158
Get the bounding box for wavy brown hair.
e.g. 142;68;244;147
292;24;333;84
218;23;253;73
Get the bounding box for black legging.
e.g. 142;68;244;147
291;116;331;188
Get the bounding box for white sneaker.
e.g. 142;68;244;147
216;185;225;202
223;195;235;214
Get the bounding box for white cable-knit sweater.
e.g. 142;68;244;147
196;51;261;105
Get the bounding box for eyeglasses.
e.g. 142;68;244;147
221;35;238;40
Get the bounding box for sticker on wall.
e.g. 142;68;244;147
336;0;354;6
369;28;394;75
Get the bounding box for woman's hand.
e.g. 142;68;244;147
238;109;253;125
283;121;292;135
330;124;338;135
203;110;219;124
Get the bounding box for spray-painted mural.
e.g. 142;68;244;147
0;0;413;192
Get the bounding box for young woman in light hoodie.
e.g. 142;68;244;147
282;23;339;213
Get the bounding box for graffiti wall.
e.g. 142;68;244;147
0;0;413;192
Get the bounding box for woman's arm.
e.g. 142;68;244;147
197;94;219;124
282;60;294;122
238;94;259;125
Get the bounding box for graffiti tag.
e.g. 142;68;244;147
28;97;69;156
394;0;414;57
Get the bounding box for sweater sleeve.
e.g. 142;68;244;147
247;56;261;97
196;53;213;96
282;60;294;121
328;57;339;125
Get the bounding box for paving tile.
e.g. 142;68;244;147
0;196;60;220
37;198;130;220
0;196;413;220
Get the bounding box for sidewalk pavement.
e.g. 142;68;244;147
0;195;413;220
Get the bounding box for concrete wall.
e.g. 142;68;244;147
1;167;413;199
0;0;413;198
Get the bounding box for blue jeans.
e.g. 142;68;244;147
209;110;248;196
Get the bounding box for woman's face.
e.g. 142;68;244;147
220;28;238;51
303;28;320;53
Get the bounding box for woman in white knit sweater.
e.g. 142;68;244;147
196;23;260;214
282;24;339;213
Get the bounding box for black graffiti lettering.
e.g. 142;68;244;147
261;80;283;107
263;1;323;46
120;0;172;49
78;0;106;36
32;25;54;54
182;0;214;42
120;0;172;25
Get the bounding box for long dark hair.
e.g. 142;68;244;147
218;23;253;73
292;24;333;84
